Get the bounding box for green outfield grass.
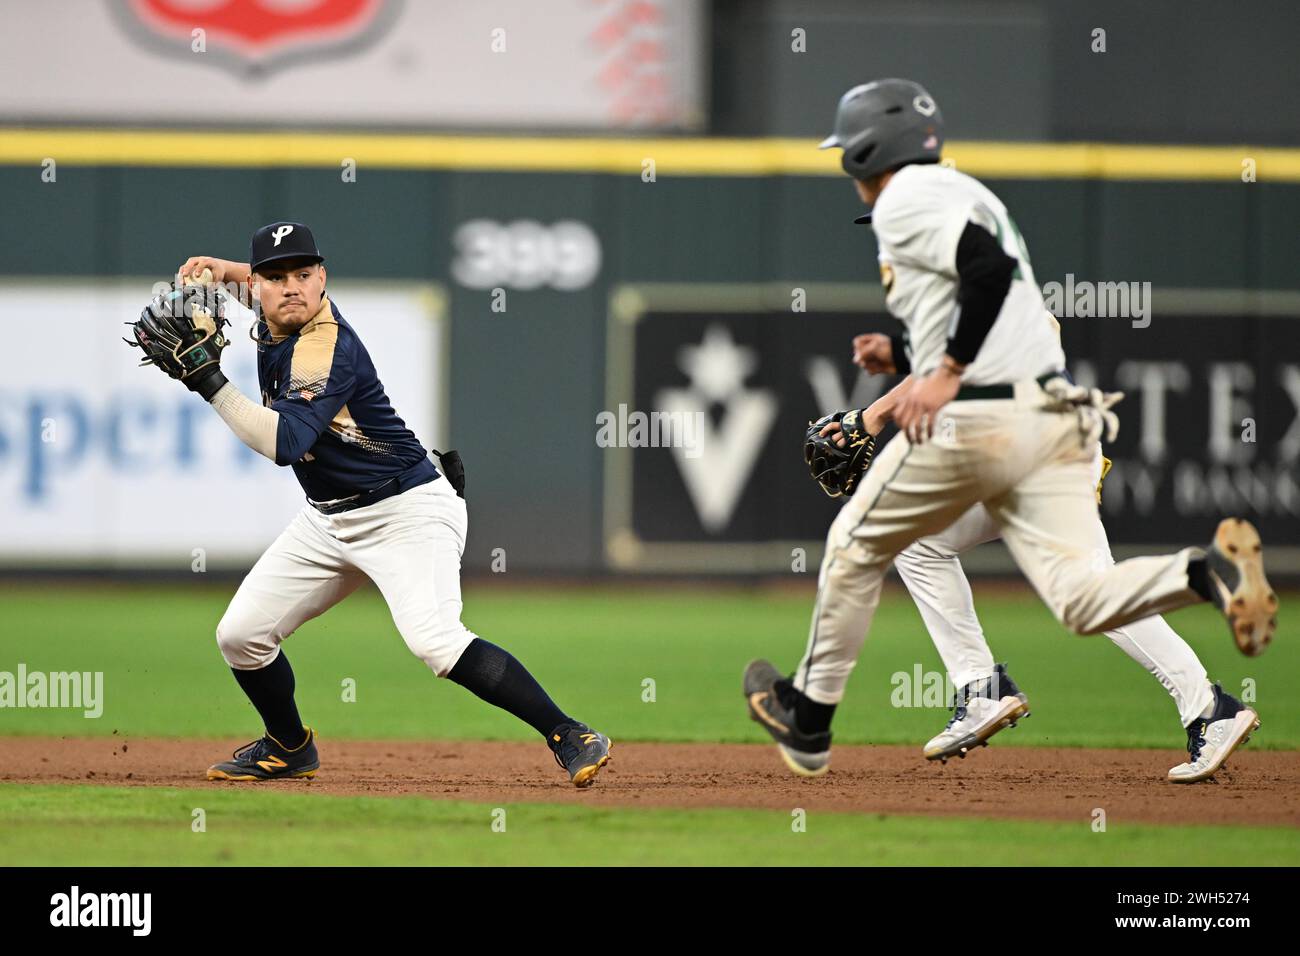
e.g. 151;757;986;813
1;783;1295;867
0;582;1293;749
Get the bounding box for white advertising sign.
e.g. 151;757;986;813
0;280;445;567
0;0;704;130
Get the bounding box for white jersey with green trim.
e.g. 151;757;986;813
870;163;1066;386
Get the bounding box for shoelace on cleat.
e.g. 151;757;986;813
946;673;997;730
551;726;589;769
551;739;573;770
230;737;273;763
944;703;968;730
1186;720;1208;762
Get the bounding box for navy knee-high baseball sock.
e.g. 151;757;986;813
231;651;308;749
447;639;572;736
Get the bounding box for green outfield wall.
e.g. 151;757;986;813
2;133;1297;573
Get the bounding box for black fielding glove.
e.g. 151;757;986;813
804;408;877;498
126;278;230;400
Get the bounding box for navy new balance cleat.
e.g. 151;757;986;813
549;721;612;788
207;727;320;781
744;659;832;777
924;663;1030;763
1168;684;1260;783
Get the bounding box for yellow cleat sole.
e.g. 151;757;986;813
206;767;318;781
571;745;612;788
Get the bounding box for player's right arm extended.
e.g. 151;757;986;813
177;257;253;306
177;256;250;285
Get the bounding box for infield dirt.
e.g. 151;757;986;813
1;736;1296;828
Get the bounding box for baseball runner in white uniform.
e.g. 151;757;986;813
854;348;1245;781
745;80;1278;783
127;221;612;787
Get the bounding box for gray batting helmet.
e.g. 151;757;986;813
819;79;944;181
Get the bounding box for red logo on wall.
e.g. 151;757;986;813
113;0;403;77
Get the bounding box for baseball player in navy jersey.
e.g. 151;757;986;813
148;221;610;787
745;79;1278;783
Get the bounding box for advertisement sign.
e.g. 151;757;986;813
605;285;1300;572
1;1;704;129
0;280;446;567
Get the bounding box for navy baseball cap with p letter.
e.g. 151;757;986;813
249;221;324;273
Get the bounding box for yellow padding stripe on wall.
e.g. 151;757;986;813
1;129;1297;180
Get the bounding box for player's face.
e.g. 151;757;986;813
253;260;327;334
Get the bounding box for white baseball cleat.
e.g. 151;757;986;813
1203;518;1278;657
1168;684;1260;784
924;663;1030;763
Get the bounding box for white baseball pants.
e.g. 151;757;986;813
216;477;478;676
794;381;1206;709
893;469;1214;726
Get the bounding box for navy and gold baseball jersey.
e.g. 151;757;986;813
256;296;438;502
